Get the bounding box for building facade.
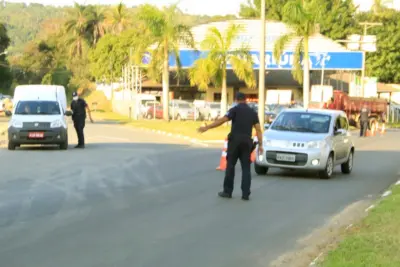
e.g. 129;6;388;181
141;19;363;105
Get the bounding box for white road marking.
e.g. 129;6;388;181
365;205;375;212
382;190;392;197
309;252;323;266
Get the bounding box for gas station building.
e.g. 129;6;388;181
141;19;364;105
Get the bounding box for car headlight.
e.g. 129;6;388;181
263;139;272;147
10;120;23;128
50;120;63;128
307;141;325;149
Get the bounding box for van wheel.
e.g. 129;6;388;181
254;163;268;175
60;138;68;150
319;154;334;179
8;141;16;151
341;150;354;174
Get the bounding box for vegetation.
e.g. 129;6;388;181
136;4;195;120
321;185;400;267
273;0;323;108
189;24;256;116
0;1;399;113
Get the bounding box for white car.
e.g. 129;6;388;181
255;109;355;179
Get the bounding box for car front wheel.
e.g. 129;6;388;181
341;150;354;174
254;163;268;175
319;154;334;179
8;141;16;151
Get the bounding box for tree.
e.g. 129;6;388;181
85;5;107;46
316;0;358;40
64;3;91;58
104;2;132;35
0;23;12;92
137;4;195;121
273;0;323;108
89;28;152;82
357;10;400;84
239;0;287;20
188;24;256;116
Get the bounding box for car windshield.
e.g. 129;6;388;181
15;101;61;115
270;112;331;133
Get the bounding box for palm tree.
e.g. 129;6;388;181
86;5;106;46
64;3;90;58
273;0;322;108
104;2;132;35
137;4;195;121
189;24;256;116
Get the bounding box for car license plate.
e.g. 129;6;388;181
276;153;296;162
28;132;44;139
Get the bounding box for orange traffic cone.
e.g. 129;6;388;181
216;138;228;171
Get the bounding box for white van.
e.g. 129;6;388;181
5;85;72;150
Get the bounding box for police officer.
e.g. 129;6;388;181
71;92;93;148
360;103;370;137
198;92;263;201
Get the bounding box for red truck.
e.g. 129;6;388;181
310;90;388;129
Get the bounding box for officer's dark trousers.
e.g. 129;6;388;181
223;135;252;196
73;119;85;145
360;121;368;137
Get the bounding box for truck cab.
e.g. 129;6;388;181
5;85;71;150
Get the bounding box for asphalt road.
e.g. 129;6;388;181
1;120;400;267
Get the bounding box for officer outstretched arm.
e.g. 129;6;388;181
197;108;234;133
197;115;230;133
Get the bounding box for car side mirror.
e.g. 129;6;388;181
5;110;12;117
264;123;270;130
65;110;73;116
334;128;345;135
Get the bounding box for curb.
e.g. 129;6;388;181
309;178;400;267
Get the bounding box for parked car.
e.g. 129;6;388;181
170;100;199;120
248;103;277;123
146;104;163;119
254;109;354;179
198;102;221;121
146;101;200;120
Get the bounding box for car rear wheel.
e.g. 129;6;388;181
146;113;153;119
254;163;268;175
319;154;334;179
341;150;354;174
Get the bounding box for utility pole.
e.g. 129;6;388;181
258;0;266;127
359;22;382;97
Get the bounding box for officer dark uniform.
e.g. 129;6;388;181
197;92;263;201
70;92;93;148
359;104;370;137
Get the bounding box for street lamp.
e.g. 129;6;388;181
258;0;266;127
336;22;382;97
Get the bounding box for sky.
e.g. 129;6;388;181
6;0;246;16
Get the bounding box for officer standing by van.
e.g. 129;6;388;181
197;92;263;201
71;92;94;148
360;103;370;137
